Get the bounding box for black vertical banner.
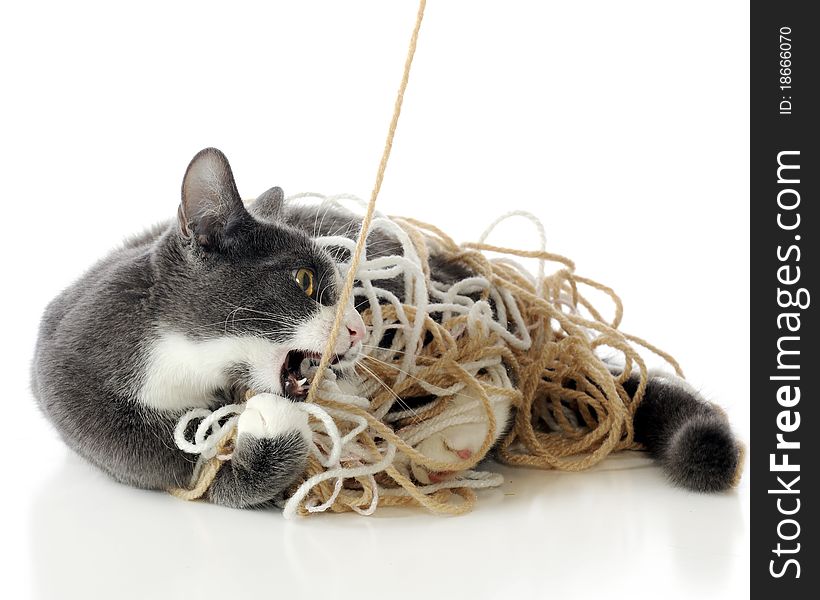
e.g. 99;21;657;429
751;2;818;598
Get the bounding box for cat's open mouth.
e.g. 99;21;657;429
280;349;343;400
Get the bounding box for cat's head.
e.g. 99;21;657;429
159;147;365;400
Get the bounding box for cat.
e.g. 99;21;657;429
31;148;742;509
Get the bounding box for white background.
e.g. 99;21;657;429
0;1;749;599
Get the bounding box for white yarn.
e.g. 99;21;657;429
173;404;240;458
478;210;547;296
172;194;560;517
173;403;243;486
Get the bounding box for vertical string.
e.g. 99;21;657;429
305;0;427;405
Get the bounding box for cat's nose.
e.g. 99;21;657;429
345;311;366;348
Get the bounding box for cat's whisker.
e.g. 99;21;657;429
316;268;331;306
360;354;486;406
187;298;311;337
356;361;420;421
315;202;335;240
360;343;411;356
221;304;298;321
226;306;244;333
220;304;305;326
312;203;321;238
361;354;429;383
224;317;304;326
253;331;295;343
312;201;331;238
359;238;400;253
186;315;255;333
325;217;359;239
188;316;305;336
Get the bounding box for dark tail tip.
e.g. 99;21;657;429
662;414;742;492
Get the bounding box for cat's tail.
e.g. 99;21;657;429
626;374;744;492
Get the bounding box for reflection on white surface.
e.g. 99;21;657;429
23;449;749;600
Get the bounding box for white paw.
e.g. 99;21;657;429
411;395;513;484
412;423;486;484
237;393;312;442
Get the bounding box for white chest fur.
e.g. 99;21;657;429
136;332;287;411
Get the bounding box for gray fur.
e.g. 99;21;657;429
626;376;741;492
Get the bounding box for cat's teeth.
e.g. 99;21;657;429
297;378;308;386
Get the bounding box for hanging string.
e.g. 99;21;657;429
304;0;427;406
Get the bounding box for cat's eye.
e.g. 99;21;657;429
293;268;316;298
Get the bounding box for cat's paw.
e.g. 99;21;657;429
237;393;312;443
410;395;514;484
411;422;487;484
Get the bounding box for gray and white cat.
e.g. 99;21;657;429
31;148;742;509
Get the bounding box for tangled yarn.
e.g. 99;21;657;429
170;195;683;517
170;0;684;516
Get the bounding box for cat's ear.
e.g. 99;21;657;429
249;186;285;222
178;148;248;248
